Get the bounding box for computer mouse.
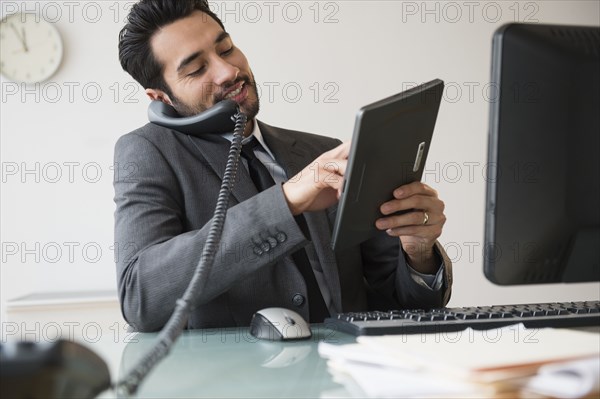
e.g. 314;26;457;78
249;307;312;341
0;339;111;399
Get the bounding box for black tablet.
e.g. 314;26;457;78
331;79;444;251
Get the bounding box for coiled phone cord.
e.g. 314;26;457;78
115;111;247;396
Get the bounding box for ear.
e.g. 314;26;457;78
146;88;173;105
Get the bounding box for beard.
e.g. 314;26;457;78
170;76;260;120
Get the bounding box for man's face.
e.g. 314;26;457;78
149;11;259;119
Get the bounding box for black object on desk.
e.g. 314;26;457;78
326;300;600;336
0;339;111;399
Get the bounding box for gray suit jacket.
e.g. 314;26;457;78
113;121;453;332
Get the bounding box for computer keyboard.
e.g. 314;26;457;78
325;301;600;336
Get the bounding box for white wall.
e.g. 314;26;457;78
2;0;599;325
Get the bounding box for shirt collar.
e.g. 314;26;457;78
222;119;276;160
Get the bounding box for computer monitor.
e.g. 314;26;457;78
484;23;600;285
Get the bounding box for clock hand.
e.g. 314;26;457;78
9;23;28;52
21;26;29;52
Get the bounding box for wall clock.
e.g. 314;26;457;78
0;13;64;83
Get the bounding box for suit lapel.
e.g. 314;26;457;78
186;133;257;203
258;121;307;178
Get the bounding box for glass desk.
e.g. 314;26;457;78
91;325;600;398
97;325;356;398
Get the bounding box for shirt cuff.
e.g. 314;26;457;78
407;263;445;291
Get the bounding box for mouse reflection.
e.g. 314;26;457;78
258;343;312;368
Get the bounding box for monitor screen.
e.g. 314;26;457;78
485;23;600;285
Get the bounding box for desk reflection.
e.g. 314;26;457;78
117;326;353;398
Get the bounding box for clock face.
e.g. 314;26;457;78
0;13;63;83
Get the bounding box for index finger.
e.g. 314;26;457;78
322;141;351;160
392;181;438;199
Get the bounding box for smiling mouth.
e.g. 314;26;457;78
224;81;245;100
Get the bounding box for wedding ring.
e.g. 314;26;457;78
422;211;429;225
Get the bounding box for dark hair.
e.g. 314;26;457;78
118;0;224;96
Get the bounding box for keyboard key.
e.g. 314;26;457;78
455;313;477;320
574;308;590;314
520;311;533;317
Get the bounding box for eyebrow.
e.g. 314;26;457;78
176;31;231;74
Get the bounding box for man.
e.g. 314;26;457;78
115;0;452;332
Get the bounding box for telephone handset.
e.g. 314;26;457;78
148;99;239;135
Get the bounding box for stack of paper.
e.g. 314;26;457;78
525;357;600;399
318;324;600;398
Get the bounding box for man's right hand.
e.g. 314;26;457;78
282;142;350;215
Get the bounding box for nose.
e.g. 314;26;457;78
211;56;240;87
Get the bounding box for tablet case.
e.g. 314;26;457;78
331;79;444;251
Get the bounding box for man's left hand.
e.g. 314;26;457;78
375;181;446;274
